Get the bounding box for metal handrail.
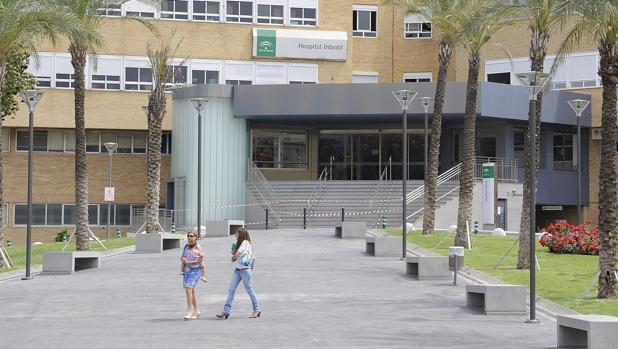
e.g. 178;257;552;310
369;157;391;209
308;166;329;209
473;157;518;182
248;159;281;223
406;184;460;220
406;163;461;204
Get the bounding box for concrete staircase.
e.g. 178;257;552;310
246;179;459;229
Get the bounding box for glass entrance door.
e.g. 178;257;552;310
318;130;427;180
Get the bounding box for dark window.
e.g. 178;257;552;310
88;205;99;225
487;72;511;84
553;132;574;171
115;205;131;226
513;129;525;167
46;204;62;225
16;130;47;151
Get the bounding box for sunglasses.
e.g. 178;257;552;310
188;235;196;238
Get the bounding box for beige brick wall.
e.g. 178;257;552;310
1;128;171;244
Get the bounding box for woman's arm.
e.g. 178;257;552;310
196;244;205;262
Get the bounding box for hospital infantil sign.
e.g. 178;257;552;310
253;28;348;61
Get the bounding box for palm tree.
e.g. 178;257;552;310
559;0;618;298
0;0;85;260
143;35;184;234
516;0;572;269
454;1;516;247
386;0;465;235
54;0;154;250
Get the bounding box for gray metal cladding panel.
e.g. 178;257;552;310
305;84;340;115
234;85;271;116
338;84;374;115
268;85;306;115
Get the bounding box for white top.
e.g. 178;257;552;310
235;240;253;269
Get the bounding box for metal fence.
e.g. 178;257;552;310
474;157;518;182
130;208;174;233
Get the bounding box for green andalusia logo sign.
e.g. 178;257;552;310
256;29;276;57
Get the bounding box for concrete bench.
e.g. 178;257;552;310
557;314;618;349
406;256;451;280
465;284;527;315
205;220;245;237
135;233;185;253
335;222;367;239
42;251;101;275
365;236;400;257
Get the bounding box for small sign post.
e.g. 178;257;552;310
104;187;115;202
482;163;496;225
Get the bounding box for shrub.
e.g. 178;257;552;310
539;221;599;255
55;230;69;243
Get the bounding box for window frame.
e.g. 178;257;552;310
192;0;222;21
225;0;254;23
161;0;190;20
403;72;432;82
251;129;308;169
289;6;316;26
404;15;432;39
553;132;576;171
352;5;378;38
256;3;284;24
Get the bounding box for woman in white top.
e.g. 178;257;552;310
216;228;261;319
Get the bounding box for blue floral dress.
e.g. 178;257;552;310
182;244;201;288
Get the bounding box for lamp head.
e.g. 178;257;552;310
567;99;590;117
104;142;118;154
392;90;418;110
419;96;434;113
20;90;44;112
191;98;209;113
515;72;551;100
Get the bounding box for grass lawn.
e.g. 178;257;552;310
385;229;618;316
0;237;135;274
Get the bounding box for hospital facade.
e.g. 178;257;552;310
1;0;613;243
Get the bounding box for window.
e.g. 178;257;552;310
169;65;188;84
91;56;122;90
125;10;155;17
2;203;7;227
404;72;431;82
288;64;318;84
404;15;431;38
47;130;64;152
487;72;510;84
117;132;133;153
192;70;219;84
226;0;253;23
352;72;378;83
55;55;74;88
193;0;221;21
14;204;53;226
27;53;53;88
92;75;121;90
226;80;252;85
63;204;76;225
289;81;316;84
88;204;99;225
257;4;283;24
86;131;101;152
290;7;316;26
65;130;75;152
353;6;377;38
161;132;172;154
133;132;147;153
554;132;574;171
252;130;307;168
115;205;131;226
16;130;48;151
97;4;122;16
125;67;153;91
513;129;525;167
2;128;10;152
46;204;63;225
255;63;285;84
161;0;189;19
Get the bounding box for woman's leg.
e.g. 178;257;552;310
185;288;193;313
239;269;261;312
192;287;199;312
223;270;242;313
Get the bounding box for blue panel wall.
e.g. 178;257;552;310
172;96;247;227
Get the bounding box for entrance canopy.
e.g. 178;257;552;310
232;82;592;126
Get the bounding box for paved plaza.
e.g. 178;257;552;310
1;228;557;348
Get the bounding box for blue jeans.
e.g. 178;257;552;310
224;268;260;313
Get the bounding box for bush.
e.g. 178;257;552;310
539;221;599;255
55;230;69;243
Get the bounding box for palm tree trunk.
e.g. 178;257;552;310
70;43;89;251
145;110;163;234
422;39;452;235
597;43;618;299
517;26;548;269
455;52;481;247
0;62;6;265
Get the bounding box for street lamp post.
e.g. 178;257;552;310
191;98;209;238
20;90;44;280
104;142;118;239
567;99;590;225
419;97;434;180
392;90;418;259
515;72;550;323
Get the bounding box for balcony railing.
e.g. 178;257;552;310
474;157;518;182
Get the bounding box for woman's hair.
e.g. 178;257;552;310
187;230;197;246
236;228;251;250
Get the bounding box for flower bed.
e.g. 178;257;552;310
539;221;599;255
